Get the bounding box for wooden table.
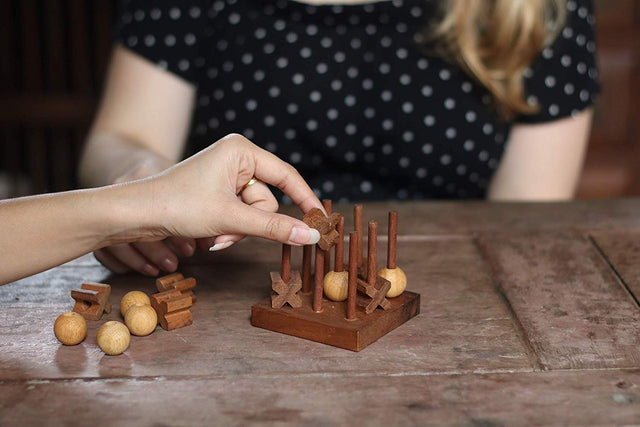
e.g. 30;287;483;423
2;200;640;425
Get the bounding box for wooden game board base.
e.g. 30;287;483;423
251;291;420;351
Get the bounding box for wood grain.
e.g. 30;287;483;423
478;231;640;370
2;370;640;425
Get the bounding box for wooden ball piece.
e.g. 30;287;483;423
323;271;349;302
120;290;151;317
378;267;407;298
54;312;87;345
124;304;158;336
97;321;130;355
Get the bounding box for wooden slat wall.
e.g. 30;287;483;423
0;0;116;197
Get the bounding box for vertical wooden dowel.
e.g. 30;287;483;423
354;204;363;268
313;247;325;312
367;220;378;286
323;199;332;274
335;215;345;272
302;245;312;293
347;232;358;320
387;211;398;270
281;244;291;284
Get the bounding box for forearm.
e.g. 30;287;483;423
79;132;175;188
0;183;157;285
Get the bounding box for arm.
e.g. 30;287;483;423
487;108;593;201
1;135;323;285
79;45;195;187
79;46;200;275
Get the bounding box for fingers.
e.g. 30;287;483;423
131;241;179;273
195;237;215;251
240;142;323;214
208;178;279;251
167;236;196;257
240;179;279;212
209;234;245;251
222;202;320;246
93;248;130;274
96;244;160;276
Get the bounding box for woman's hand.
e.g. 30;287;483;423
104;134;323;258
93;152;208;276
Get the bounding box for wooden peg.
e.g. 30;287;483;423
150;289;193;331
313;246;325;312
302;245;312;293
378;210;407;298
323;199;332;274
156;273;197;305
335;215;345;273
354;204;363;268
387;211;397;269
355;221;392;314
347;231;358;320
71;282;112;321
282;244;291;284
322;214;348;302
367;220;378;286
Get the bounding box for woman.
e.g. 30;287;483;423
80;0;599;275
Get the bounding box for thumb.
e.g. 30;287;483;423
223;202;320;246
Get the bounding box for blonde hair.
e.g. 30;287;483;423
430;0;567;119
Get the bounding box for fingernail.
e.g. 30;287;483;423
161;258;177;272
142;264;159;276
209;241;235;252
182;242;195;256
288;226;320;246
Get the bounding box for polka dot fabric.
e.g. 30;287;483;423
115;0;600;201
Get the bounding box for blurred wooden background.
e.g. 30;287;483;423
0;0;638;198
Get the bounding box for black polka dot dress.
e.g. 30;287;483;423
115;0;600;201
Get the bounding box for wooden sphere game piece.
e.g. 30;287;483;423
120;291;150;317
323;271;349;302
124;305;158;336
378;267;407;298
53;312;87;345
97;321;130;355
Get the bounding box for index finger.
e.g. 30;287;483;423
249;145;325;215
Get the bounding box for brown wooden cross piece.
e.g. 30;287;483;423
302;208;342;251
71;282;112;321
357;277;392;314
270;270;303;309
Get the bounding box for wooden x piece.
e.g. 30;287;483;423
156;273;197;305
303;208;342;251
150;289;193;331
271;270;303;309
71;282;112;321
357;276;392;314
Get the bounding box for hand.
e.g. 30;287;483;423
94;153;209;276
136;134;323;246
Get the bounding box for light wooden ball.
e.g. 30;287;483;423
54;312;87;345
97;321;130;355
323;271;349;302
378;267;407;298
120;291;151;317
124;304;158;336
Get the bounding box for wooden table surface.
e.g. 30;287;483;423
2;199;640;425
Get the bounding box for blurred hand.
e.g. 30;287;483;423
94;151;209;276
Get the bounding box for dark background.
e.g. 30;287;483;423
0;0;638;199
